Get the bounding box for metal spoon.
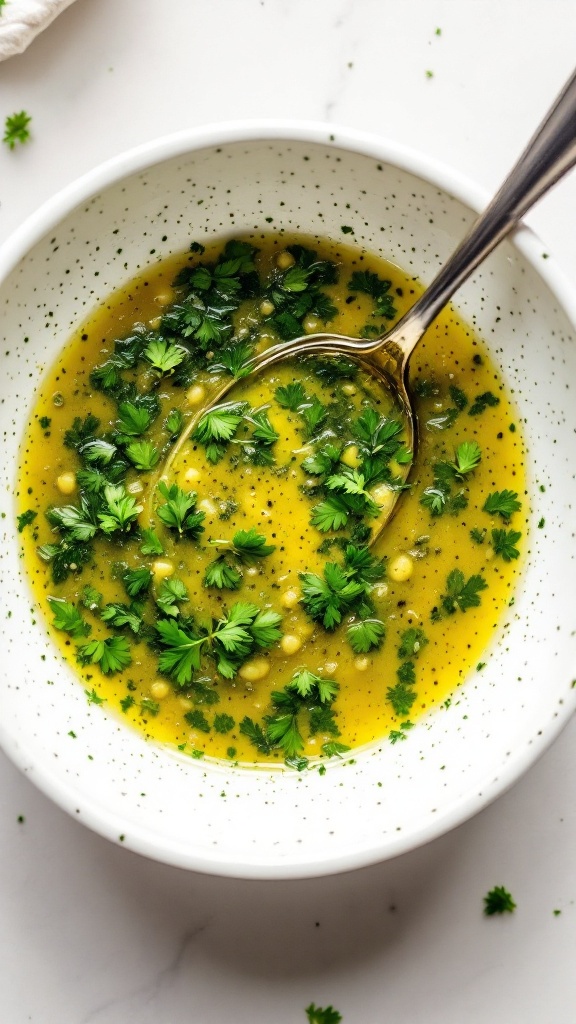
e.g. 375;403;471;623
161;67;576;537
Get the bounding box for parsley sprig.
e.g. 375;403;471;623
261;244;338;341
192;401;279;465
204;527;276;589
420;441;481;518
349;268;397;323
76;635;132;674
241;669;341;763
156;482;205;539
155;601;283;685
439;569;488;615
47;598;91;639
300;544;384;629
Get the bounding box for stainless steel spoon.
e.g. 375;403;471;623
161;67;576;537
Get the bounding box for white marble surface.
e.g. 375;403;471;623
1;2;576;1021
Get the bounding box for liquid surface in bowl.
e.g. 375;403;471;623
17;234;526;767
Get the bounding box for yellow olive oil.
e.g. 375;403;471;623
17;235;526;765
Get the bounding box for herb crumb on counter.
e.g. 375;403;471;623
483;885;517;915
306;1004;343;1024
3;110;32;149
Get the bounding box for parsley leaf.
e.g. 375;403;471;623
483;490;522;522
353;408;404;457
449;384;468;410
299;395;328;437
37;538;93;584
468;391;500;416
261;671;340;760
164;408;185;438
204;527;275;589
101;602;143;634
265;706;305;758
347;618;385;653
63;414;100;449
154;618;203;685
397;627;428;659
440;569;488;614
156;602;282;685
420;486;447;517
234;527;277;560
239;716;274;755
140;528;164;555
306;1004;343;1024
124;440;160;472
79;438;118;466
155;577;189;617
491;528;521;561
203;558;243;590
46;496;99;542
77;635;132;674
143;338;186;375
3;110;32;149
290;669;339;703
274;381;307;410
122;566;153;597
348;268;396;319
301;443;342;477
300;563;366;629
483;885;516;916
386;680;417;717
47;598;91;638
194;402;247;443
184;708;210;733
98;483;143;534
310;494;352;532
116;400;154;438
213;713;235;734
80;584;103;611
156;481;205;539
452;440;482;477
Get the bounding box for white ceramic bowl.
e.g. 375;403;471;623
2;122;576;879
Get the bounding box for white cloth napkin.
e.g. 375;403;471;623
0;0;77;61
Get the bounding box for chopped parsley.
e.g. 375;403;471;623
156;601;282;685
3;111;32;149
241;669;340;764
483;885;516;915
468;391;500;416
440;569;488;615
17;509;37;533
306;1005;343;1024
300;545;384;630
22;231;525;768
348;268;396;320
205;527;275;589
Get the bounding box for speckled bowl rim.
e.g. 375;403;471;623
2;119;576;879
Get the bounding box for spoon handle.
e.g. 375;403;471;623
392;66;576;352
